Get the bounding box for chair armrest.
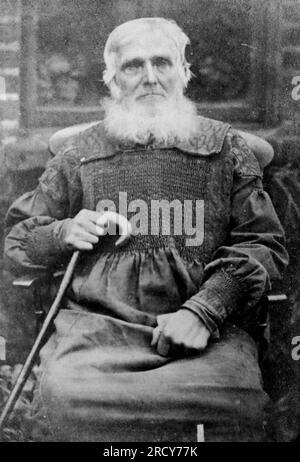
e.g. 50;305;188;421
256;293;289;362
12;270;66;337
259;293;288;325
13;275;46;288
266;294;288;304
12;270;65;288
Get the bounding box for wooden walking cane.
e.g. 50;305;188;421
0;210;132;436
0;250;80;434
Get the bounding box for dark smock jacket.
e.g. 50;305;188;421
4;117;288;442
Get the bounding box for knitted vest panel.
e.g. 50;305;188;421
79;146;234;263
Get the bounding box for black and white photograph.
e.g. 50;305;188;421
0;0;299;445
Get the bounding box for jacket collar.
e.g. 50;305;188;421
78;116;231;160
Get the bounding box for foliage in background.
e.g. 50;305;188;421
0;364;36;441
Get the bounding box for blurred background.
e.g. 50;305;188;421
35;0;251;106
0;0;299;440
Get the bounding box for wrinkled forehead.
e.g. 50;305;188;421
106;21;180;62
116;30;178;65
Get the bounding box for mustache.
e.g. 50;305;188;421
137;92;165;97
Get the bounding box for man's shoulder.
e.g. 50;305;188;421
56;116;233;161
53;121;115;163
176;115;231;156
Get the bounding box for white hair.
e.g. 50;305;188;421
102;95;199;145
103;17;192;90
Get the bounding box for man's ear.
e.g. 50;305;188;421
109;77;122;100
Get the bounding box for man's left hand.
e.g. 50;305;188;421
151;309;211;357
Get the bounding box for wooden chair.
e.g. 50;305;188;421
10;123;287;363
48;120;275;168
0;123;290;443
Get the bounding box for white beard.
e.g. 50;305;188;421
102;95;199;145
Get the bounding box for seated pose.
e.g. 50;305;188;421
4;18;288;442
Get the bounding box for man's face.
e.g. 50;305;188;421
114;30;184;111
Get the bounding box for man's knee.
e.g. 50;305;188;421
40;362;75;408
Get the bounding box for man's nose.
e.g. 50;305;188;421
143;62;157;85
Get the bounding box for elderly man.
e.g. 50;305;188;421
4;18;288;442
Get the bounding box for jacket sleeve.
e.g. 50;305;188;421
4;147;82;274
182;131;289;335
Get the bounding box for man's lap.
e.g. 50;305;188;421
31;309;270;441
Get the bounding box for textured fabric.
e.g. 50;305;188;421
31;310;269;442
4;118;288;330
3;116;288;441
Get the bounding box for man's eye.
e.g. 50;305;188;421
153;58;171;70
123;62;143;74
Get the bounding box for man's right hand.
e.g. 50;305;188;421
62;209;104;251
